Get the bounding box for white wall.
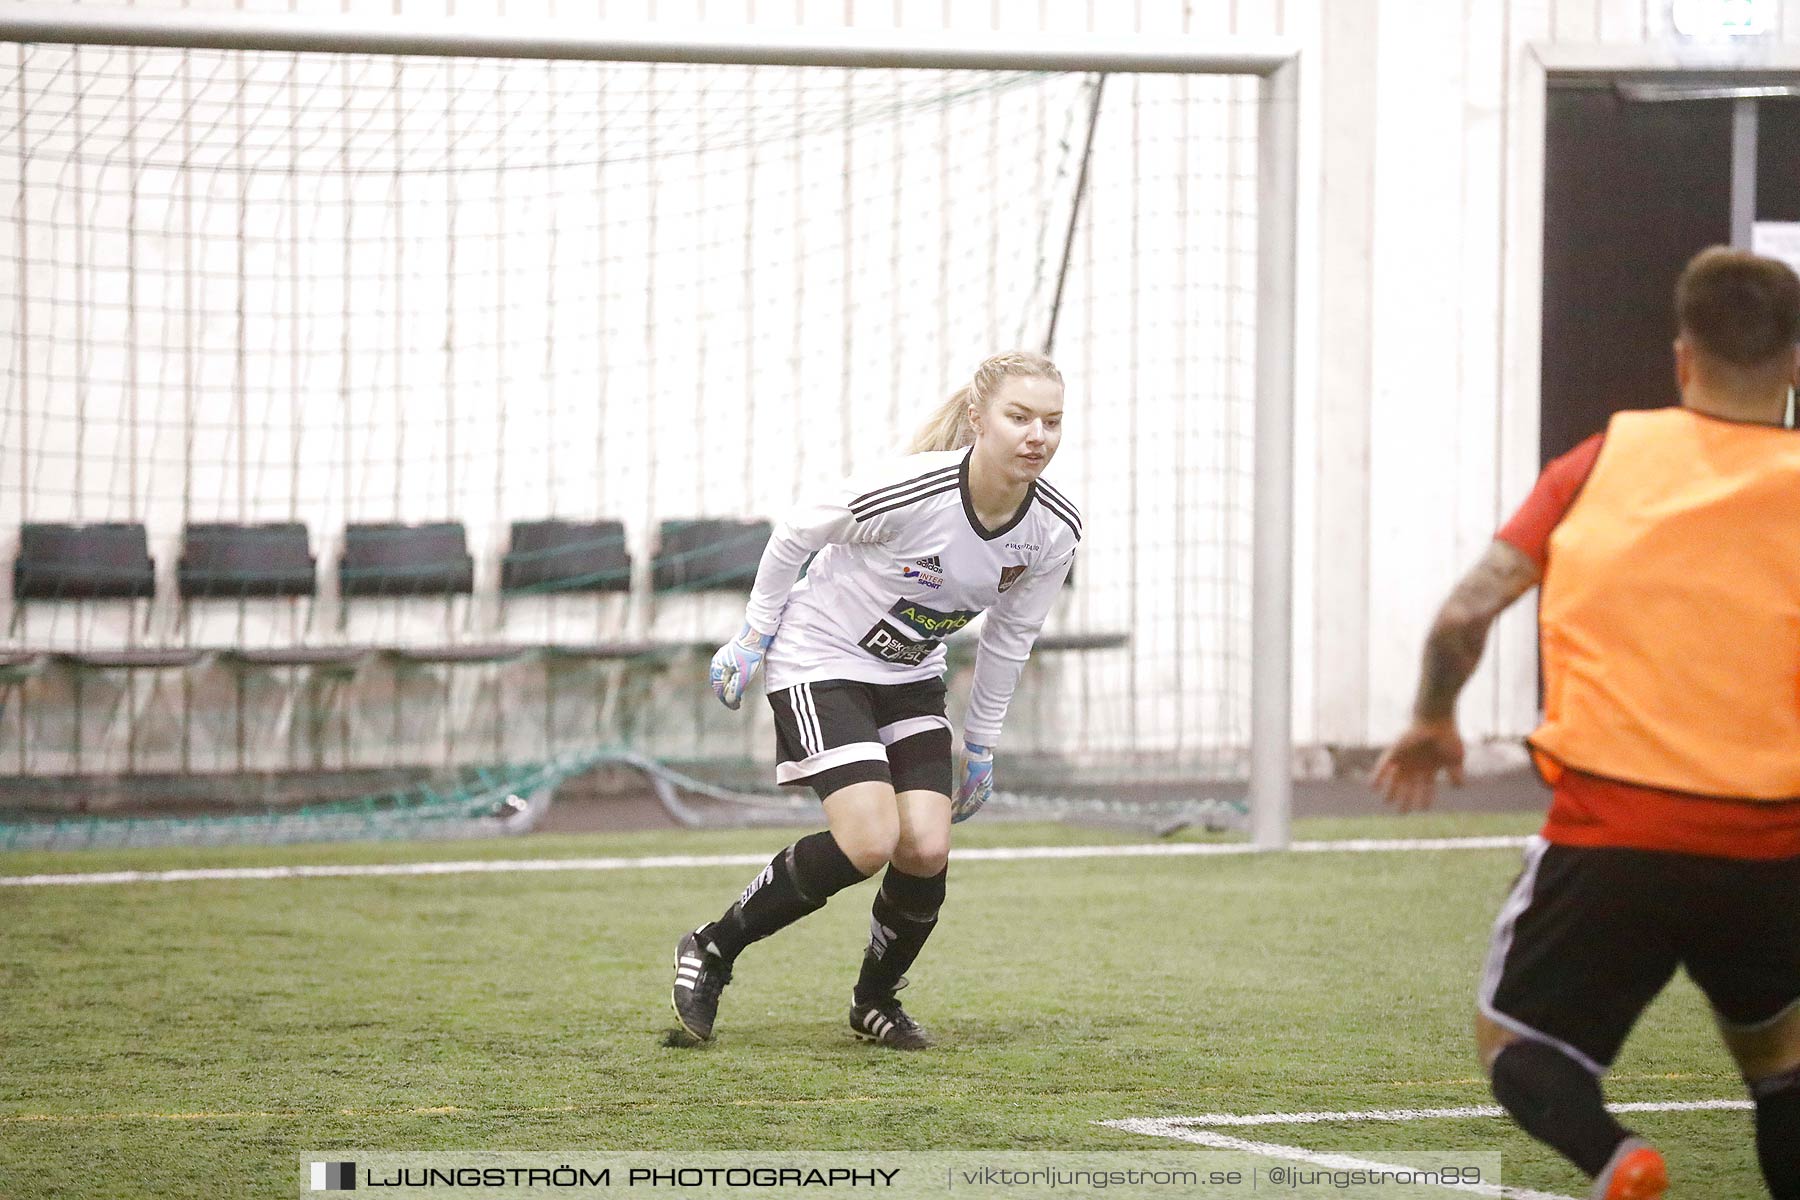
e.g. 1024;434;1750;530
1339;0;1800;753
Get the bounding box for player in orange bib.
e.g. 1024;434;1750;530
1375;247;1800;1200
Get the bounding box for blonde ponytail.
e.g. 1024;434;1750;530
907;386;978;454
907;351;1063;455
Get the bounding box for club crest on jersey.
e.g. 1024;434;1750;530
901;555;944;590
998;565;1028;594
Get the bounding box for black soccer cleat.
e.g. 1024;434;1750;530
670;930;732;1041
849;980;931;1051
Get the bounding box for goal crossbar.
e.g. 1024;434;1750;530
0;7;1294;75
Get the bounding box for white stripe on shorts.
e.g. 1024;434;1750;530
804;683;827;755
789;683;820;756
876;715;952;745
1480;835;1549;1007
1476;835;1608;1076
776;741;887;785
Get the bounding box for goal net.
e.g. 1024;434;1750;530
0;14;1296;846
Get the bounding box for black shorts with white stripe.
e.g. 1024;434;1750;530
1480;836;1800;1072
768;678;954;800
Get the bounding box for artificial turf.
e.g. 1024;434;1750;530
0;812;1765;1197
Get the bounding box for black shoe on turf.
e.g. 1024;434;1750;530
849;980;930;1050
671;930;732;1041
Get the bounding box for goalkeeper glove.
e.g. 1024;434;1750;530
708;623;774;710
951;742;994;823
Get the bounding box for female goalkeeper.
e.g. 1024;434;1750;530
670;350;1081;1049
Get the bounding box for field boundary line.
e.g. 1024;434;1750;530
0;835;1533;888
1103;1121;1575;1199
1129;1098;1753;1127
1102;1098;1755;1199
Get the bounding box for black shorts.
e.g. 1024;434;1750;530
1481;836;1800;1072
768;677;954;801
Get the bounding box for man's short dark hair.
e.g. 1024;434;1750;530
1675;246;1800;368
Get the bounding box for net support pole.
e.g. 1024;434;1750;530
1042;74;1105;357
1251;56;1299;850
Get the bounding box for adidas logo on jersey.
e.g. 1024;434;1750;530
901;555;944;590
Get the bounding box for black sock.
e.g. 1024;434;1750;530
700;830;870;962
854;865;947;1004
1489;1040;1630;1177
1752;1064;1800;1200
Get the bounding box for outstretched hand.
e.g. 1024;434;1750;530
951;743;994;824
707;624;774;710
1371;719;1465;813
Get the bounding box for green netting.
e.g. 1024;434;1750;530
0;728;1248;851
0;746;618;851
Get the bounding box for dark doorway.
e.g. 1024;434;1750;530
1540;86;1732;466
1758;100;1800;221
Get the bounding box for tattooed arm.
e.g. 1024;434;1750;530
1413;541;1542;720
1373;541;1542;812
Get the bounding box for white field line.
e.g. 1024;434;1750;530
1105;1121;1575;1200
0;836;1532;888
1101;1098;1754;1200
1137;1099;1753;1127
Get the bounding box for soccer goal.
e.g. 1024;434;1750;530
0;10;1298;847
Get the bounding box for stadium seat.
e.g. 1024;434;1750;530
501;519;647;665
178;522;317;599
175;524;357;690
10;524;180;672
14;522;156;601
339;523;527;666
4;527;195;776
339;522;475;597
178;522;326;684
650;518;771;594
502;519;632;594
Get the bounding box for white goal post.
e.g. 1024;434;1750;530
0;7;1299;848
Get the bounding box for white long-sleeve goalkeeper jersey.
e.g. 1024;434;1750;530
744;448;1080;747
